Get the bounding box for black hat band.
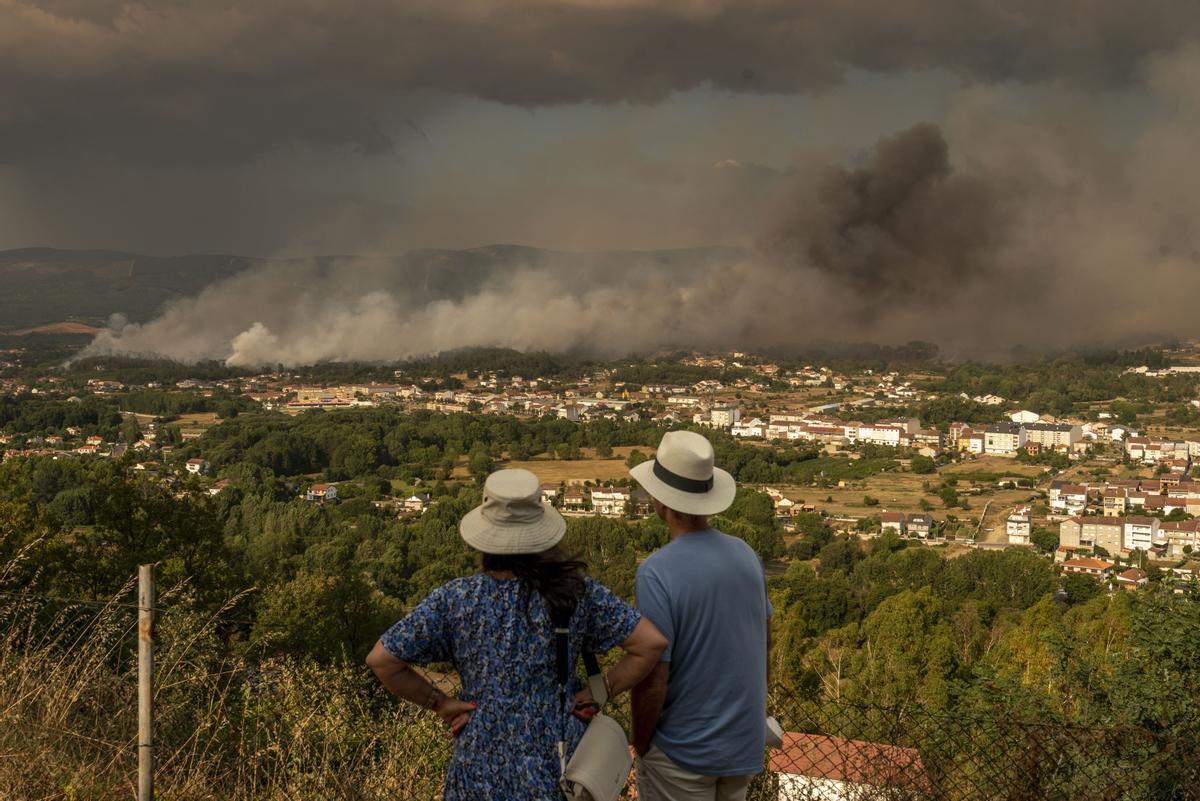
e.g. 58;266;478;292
653;459;715;494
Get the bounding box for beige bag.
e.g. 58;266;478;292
765;715;784;749
554;628;633;801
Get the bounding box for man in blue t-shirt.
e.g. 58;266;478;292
629;430;771;801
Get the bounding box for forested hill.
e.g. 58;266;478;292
0;245;749;330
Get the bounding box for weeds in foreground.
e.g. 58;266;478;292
0;563;448;801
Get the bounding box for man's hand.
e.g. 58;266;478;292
631;662;669;757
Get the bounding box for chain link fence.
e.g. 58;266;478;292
6;585;1200;800
753;689;1200;801
593;686;1200;801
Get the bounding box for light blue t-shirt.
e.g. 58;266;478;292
635;528;772;776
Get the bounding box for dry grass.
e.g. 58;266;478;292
452;446;650;483
175;413;220;426
771;458;1044;543
0;562;449;800
939;456;1045;478
501;457;636;485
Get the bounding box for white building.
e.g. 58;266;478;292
710;405;742;428
983;423;1026;456
591;487;631;517
1007;507;1032;545
185;458;209;475
1123;516;1161;552
731;418;765;438
1049;482;1089;515
404;492;431;513
306;483;338;502
880;512;906;537
1023;422;1082;449
857;424;903;448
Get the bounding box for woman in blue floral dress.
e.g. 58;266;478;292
367;469;667;800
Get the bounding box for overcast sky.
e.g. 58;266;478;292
0;0;1192;257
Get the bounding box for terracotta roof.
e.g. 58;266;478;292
770;733;929;790
1062;558;1115;570
1117;568;1148;582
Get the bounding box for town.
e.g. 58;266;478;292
5;342;1200;593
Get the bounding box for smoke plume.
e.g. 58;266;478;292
80;42;1200;365
762;123;1009;309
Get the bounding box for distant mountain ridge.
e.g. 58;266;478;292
0;245;749;331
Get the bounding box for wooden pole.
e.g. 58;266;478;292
138;564;154;801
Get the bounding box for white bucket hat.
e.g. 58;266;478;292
630;430;736;516
460;468;567;554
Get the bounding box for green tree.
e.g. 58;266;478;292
1031;527;1059;554
252;570;402;660
120;415;141;445
817;538;862;576
910;455;936;474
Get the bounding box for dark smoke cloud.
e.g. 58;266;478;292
3;0;1198;163
762;123;1008;308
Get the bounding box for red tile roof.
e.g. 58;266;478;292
1062;558;1115;571
770;732;929;790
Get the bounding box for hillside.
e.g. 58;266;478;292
0;249;258;329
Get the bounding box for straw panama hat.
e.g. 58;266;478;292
460;468;567;554
630;430;736;516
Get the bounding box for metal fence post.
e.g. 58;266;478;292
138;564;155;801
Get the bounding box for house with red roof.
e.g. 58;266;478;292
770;732;930;800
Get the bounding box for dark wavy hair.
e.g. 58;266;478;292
481;546;588;624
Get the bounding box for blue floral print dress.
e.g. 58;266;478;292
381;573;640;800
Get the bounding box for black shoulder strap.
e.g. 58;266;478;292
551;606;573;776
582;650;601;678
551;600;607;777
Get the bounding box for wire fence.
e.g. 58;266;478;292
370;681;1200;800
742;692;1200;801
5;585;1200;800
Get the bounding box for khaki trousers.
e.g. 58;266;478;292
636;745;754;801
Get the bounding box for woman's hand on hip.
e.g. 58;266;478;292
435;696;477;737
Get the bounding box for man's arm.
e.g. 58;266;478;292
631;661;668;756
366;640;475;735
604;617;667;697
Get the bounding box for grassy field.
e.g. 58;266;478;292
773;456;1046;542
176;412;220;426
939;456;1045;479
454;445;651;483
